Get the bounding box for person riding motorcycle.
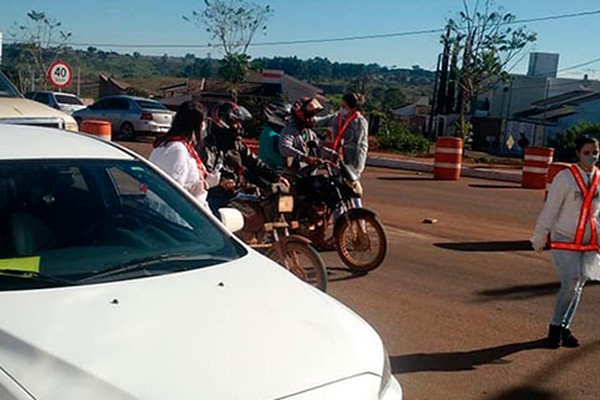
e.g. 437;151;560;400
199;101;288;216
278;97;338;170
258;103;289;169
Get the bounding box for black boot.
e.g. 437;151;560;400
546;325;562;349
561;328;580;348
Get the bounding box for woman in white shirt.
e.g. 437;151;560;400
149;101;219;210
532;135;600;349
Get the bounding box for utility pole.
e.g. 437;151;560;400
428;53;442;140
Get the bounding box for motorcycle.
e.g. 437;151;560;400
227;183;328;292
289;160;387;272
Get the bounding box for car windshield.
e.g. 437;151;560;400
135;100;167;110
0;71;21;98
0;159;245;290
55;94;84;105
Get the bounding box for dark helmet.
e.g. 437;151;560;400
291;97;324;127
264;102;291;130
211;101;252;131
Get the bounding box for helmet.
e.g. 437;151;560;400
211;101;252;131
291;97;324;127
264;102;291;130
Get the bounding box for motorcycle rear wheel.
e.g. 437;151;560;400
334;213;387;272
267;242;328;292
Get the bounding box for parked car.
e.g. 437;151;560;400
25;91;87;114
0;124;402;400
0;70;78;131
73;95;175;140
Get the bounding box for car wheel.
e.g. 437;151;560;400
118;122;135;141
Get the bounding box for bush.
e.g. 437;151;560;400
377;121;431;155
554;122;600;162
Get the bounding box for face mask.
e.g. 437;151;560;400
339;107;349;117
581;154;599;167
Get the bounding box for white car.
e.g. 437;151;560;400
0;125;402;400
25;91;87;115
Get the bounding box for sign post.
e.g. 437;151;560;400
47;61;73;89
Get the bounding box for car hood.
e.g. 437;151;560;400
0;98;75;121
0;252;384;400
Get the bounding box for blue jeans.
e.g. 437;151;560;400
550;246;591;328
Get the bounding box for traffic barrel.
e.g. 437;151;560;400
80;120;112;141
434;137;463;181
522;147;554;189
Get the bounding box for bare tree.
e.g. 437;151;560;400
8;10;72;91
444;0;536;137
184;0;273;98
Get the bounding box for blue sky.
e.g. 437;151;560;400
1;0;599;78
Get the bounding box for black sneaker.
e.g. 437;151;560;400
561;328;580;348
546;325;561;349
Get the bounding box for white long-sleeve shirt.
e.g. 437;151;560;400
534;165;600;243
149;141;209;209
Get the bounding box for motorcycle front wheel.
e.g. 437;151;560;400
267;242;328;293
334;212;387;272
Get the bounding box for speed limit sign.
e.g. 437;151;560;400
47;61;73;88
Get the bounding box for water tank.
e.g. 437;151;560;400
527;53;559;78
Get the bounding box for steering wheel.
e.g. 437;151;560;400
81;213;144;241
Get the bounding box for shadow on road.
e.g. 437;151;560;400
434;240;533;252
490;387;560;400
390;339;546;374
377;176;432;182
469;184;522;190
476;281;599;302
326;267;368;283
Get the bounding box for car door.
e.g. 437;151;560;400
107;98;133;132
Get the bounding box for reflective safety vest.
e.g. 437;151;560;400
551;165;600;252
332;111;359;153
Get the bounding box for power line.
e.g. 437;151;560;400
3;9;600;49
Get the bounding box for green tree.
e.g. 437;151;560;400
445;0;537;138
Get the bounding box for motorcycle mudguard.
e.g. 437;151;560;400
279;234;315;247
333;207;379;237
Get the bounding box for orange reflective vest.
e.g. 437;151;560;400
551;165;600;252
332;111;359;153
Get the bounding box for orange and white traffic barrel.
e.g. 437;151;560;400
80;120;112;141
434;137;463;181
522;147;554;189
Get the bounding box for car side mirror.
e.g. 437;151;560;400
218;208;244;233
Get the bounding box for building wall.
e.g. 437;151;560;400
556;97;600;131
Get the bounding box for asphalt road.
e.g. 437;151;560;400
325;167;600;400
122;141;600;400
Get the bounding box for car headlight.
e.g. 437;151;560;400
379;348;393;399
278;195;294;213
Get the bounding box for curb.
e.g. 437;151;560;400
367;156;522;184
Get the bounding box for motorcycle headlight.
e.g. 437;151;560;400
278;195;294;213
65;120;79;132
379;348;392;399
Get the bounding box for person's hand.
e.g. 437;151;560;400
302;155;320;166
277;176;290;189
220;179;236;191
205;171;221;189
187;181;207;197
531;232;548;252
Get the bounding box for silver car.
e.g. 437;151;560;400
25;91;87;115
73;95;174;140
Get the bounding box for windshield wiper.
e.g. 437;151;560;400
0;269;76;285
79;253;233;283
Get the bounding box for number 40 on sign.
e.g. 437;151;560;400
47;61;72;89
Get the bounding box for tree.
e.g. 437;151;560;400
7;10;72;91
184;0;273;98
443;0;536;137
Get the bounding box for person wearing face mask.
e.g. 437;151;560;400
531;135;600;349
199;101;289;216
149;100;219;210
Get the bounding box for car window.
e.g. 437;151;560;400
0;71;21;98
34;93;52;105
55;94;83;106
91;99;110;110
135;100;167;110
0;159;245;290
111;99;131;110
